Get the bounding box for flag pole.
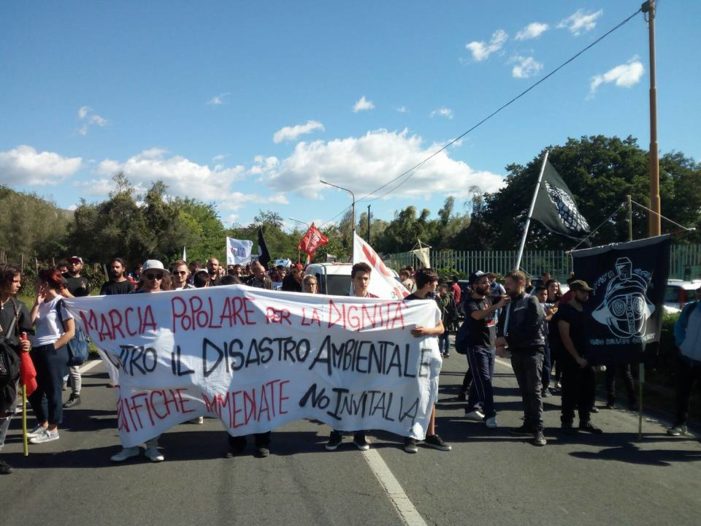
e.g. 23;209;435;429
514;150;549;271
22;385;28;456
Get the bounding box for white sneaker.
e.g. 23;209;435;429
110;447;140;462
29;428;59;444
485;416;498;429
144;446;165;462
465;409;485;422
27;424;46;438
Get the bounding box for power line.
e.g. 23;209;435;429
320;4;645;230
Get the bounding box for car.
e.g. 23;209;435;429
663;279;701;313
305;262;352;296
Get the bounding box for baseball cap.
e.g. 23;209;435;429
69;256;83;264
569;280;593;292
469;270;487;285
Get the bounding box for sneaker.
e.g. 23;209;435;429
509;424;533;436
325;431;343;451
579;422;603;434
0;459;13;475
424;434;451;451
590;406;600;414
144;446;165;462
444;353;450;358
485;416;498;429
63;394;81;408
29;428;59;444
667;424;688;437
541;389;550;398
110;446;140;462
533;430;547;446
27;424;46;438
255;447;270;458
353;433;370;451
404;437;419;454
465;409;485;422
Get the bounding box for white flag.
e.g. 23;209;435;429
226;237;254;265
353;233;409;300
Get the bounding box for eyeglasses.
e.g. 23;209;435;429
145;273;163;280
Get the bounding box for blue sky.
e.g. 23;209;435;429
1;1;698;232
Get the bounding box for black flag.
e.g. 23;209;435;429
257;227;271;267
571;235;671;365
532;160;590;239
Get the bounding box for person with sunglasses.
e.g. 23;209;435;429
171;260;194;290
111;260;170;463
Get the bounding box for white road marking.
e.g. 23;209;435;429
363;449;428;526
79;358;103;374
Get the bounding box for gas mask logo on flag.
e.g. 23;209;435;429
592;257;655;339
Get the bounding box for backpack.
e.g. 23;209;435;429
56;299;90;366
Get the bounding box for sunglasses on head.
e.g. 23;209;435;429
145;273;163;280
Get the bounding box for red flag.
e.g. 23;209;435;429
18;332;37;396
298;223;328;261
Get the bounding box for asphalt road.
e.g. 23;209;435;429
2;348;700;526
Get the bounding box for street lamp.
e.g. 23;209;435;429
320;180;355;234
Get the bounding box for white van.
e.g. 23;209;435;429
305;262;353;296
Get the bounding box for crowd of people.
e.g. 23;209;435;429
1;257;700;475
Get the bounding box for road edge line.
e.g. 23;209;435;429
363;448;428;526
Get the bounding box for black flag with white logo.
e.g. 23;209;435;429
571;235;671;365
532;160;590;239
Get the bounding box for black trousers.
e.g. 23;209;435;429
560;357;595;426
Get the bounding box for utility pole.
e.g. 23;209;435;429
643;0;661;236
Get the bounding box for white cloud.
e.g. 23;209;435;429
558;9;603;36
589;58;644;96
465;29;508;62
353;96;375;112
207;92;230;105
95;148;247;203
255;129;504;200
273;120;325;143
430;107;454;119
511;56;543;79
396;106;408;113
0;145;82;185
77;106;108;136
515;22;549;41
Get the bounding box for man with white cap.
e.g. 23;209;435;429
111;259;170;463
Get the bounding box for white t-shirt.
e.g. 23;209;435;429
32;296;73;347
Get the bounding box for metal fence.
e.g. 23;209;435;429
386;244;701;282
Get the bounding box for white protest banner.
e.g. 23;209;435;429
353;233;409;300
226;237;254;265
65;286;441;447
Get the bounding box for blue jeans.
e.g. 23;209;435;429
510;348;544;431
29;344;69;426
438;331;450;355
467;345;496;418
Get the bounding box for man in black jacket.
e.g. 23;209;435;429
0;265;33;474
496;271;547;446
